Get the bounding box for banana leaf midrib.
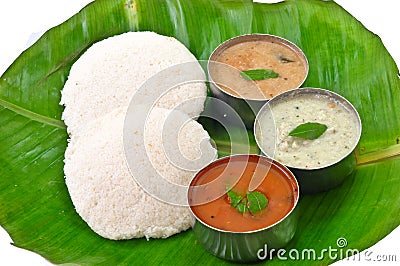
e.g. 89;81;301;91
356;145;400;165
1;92;400;165
0;98;65;129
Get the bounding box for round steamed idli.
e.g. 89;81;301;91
64;107;216;240
60;31;206;135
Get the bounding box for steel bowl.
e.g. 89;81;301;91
254;88;362;194
208;34;309;129
188;154;300;262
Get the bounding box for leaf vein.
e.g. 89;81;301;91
0;98;65;129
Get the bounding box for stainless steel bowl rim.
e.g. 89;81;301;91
254;87;363;171
207;33;310;101
188;154;300;234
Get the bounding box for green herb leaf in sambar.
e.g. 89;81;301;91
288;122;328;140
240;69;279;81
227;190;243;208
236;200;248;213
247;191;268;214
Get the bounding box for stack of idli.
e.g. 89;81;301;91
61;32;216;240
61;31;206;135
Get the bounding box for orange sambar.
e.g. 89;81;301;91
188;155;298;232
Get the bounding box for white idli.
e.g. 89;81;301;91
60;31;206;135
64;107;216;240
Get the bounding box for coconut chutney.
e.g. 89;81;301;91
256;92;360;169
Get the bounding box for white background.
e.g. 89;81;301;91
0;0;399;265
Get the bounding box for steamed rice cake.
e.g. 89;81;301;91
64;107;216;240
62;31;215;240
60;31;207;135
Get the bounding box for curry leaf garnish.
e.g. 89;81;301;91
278;55;296;63
240;69;279;81
247;191;269;215
288;122;328;140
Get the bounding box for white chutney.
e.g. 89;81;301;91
256;91;360;169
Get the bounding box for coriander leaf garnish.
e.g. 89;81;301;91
226;189;268;215
240;69;279;81
247;191;268;215
227;190;243;208
288;122;327;140
236;200;248;213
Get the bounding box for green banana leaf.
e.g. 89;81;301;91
1;0;399;264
